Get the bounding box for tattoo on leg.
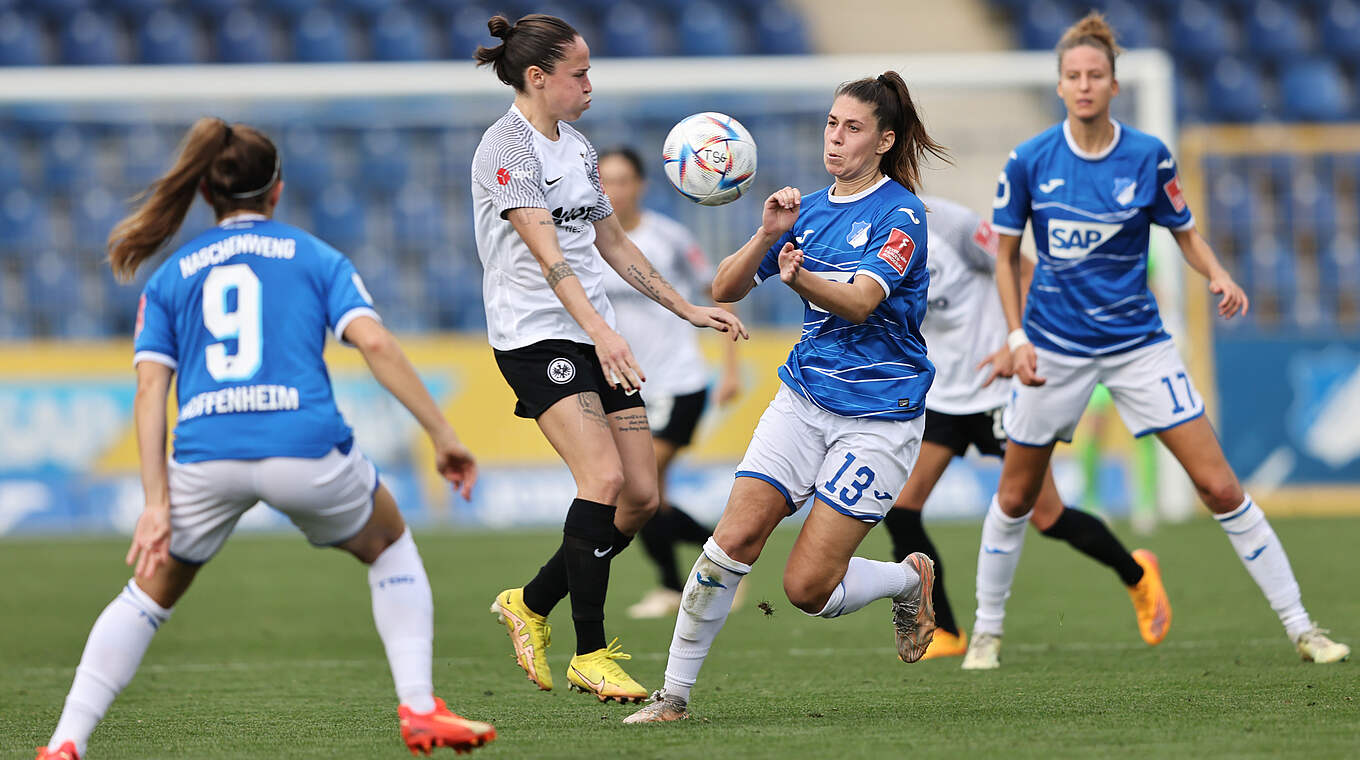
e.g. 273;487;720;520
546;261;577;289
612;411;650;433
577;393;610;429
626;263;677;309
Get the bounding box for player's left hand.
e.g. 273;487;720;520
687;305;749;341
976;344;1016;387
432;433;478;501
777;242;803;285
1209;269;1249;319
126;505;171;580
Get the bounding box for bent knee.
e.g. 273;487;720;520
782;574;832;615
1198;478;1245;514
579;468;626;504
996;485;1037;518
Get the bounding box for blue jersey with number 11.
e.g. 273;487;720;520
133;216;378;463
992;120;1195;357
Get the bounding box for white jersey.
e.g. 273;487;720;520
472;105;616;351
920;196;1010;415
600;210;712;396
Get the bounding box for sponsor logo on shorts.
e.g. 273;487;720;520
547;357;575;384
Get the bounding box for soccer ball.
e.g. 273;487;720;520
661;112;757;206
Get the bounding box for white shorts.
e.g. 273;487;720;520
167;444;378;564
1003;339;1205;447
735;384;924;523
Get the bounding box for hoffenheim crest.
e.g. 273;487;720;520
1113;177;1138;206
846;220;871;248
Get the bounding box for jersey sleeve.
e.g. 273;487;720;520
944;204;998;273
753;228;795;285
316;242;382;345
991;149;1030;236
1150;141;1195;231
472;128;548;219
855;204;927;300
582;139;615;223
132;277;178;370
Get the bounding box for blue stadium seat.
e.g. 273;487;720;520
1169;0;1235;70
676;1;746;56
118;125;170;189
754;2;812;55
106;0;169;18
0;133;22;188
28;0;90;20
447;4;494;63
1279;60;1351;121
311;185;367;249
291;7;355;63
1243;0;1309;63
1204;57;1266;122
1320;0;1360;64
532;3;599;51
333;0;390;19
1098;0;1154;49
601;3;664;58
357;128;410;195
72;187;122;249
266;0;323;20
1289;164;1338;240
1017;0;1069;50
182;0;238;18
0;189;53;251
392;187;447;248
0;11;44;66
59;10;125;65
42;126;97;192
372;6;434;61
137;9;202;64
280;126;335;197
217;8;276;63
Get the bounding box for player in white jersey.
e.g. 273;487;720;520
626;72;950;724
471;14;746;704
596;147;743;620
879;196;1168;661
35;119;494;760
964;12;1348;670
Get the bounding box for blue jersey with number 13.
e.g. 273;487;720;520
133;216;378;463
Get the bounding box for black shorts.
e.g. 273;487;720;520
649;388;709;447
493;339;646;420
923;407;1006;458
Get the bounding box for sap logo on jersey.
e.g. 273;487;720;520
1048;219;1122;258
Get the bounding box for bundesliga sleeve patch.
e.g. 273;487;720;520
973;220;1000;257
877;227;915;275
1163;175;1187;213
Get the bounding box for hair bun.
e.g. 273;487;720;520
487;15;512;39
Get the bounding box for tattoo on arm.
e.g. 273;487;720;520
576;392;610;429
546;261;577;289
612;411;650;433
626;263;677;309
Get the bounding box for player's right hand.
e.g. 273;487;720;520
976;344;1016;387
432;432;478;501
1013;343;1047;386
760;186;801;236
777;242;804;285
594;328;645;392
126;505;171;580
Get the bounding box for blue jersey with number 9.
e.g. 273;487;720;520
133;215;378;463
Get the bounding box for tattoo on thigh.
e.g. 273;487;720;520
546;261;577;289
577;392;609;428
613;411;650;433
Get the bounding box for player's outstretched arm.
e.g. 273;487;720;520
712;186;801;303
507;206;644;390
594;214;747;342
1171;227;1249;319
128;361;173;579
776;242;885;323
996;233;1045;386
344;316;477;500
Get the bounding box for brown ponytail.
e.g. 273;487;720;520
108;117;280;282
1057;11;1121;74
473;13;578;92
835;71;950;195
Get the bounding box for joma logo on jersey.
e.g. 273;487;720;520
1047;219;1122;259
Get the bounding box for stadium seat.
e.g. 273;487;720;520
311;185;367;249
181;0;239;19
1169;0;1235;69
754;2;812;55
0;189;52;251
72;187;122;248
392;186;447;247
117;125;170;189
1278;60;1351;121
601;3;664;58
59;10;125;66
291;7;356;63
333;0;391;19
216;8;277;63
1243;0;1310;63
136;9;202;65
1097;0;1154;49
0;134;22;189
0;11;44;66
106;0;169;19
1320;0;1360;64
42;126;97;192
1016;0;1069;51
280;126;335;197
27;0;90;20
265;0;324;20
675;1;746;56
357;128;411;195
371;6;435;61
1204;57;1266;122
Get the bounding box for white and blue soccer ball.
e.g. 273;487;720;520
662;112;757;207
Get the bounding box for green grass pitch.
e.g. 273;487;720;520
4;517;1357;759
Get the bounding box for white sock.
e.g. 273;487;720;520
49;581;171;756
812;557;914;618
973;495;1031;637
1214;495;1311;640
369;528;436;713
662;537;751;703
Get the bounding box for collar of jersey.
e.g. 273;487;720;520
1062;118;1121;162
510;103;563;143
217;212;268;227
827;174;891;204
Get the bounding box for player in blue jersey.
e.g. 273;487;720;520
962;12;1349;670
625;71;950;724
35;118;495;760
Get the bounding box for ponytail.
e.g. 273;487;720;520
1056;11;1121;75
835;71;949;194
108;117;280;282
473;13;578;92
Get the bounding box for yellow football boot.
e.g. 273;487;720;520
490;588;553;690
566;637;649;703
